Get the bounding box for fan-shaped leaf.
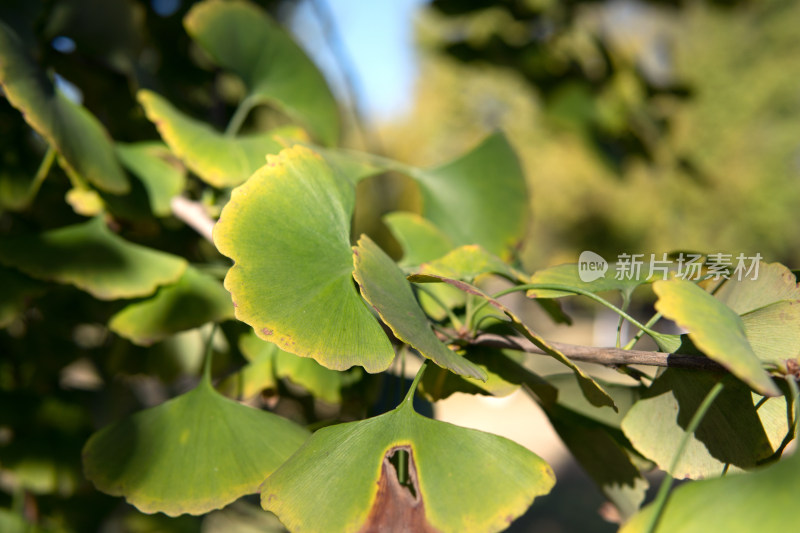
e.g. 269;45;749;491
109;266;234;346
261;372;554;533
653;279;779;396
184;0;339;145
214;145;394;372
0;21;128;194
621;369;775;479
138;90;302;188
115;142;185;217
83;377;309;516
416;244;524;282
0;217;186;300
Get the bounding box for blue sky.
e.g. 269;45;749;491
289;0;427;121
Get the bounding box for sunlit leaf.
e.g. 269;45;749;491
621;369;775;479
184;0;339;145
408;273;616;408
416;244;524;282
0;217;186;300
109;267;234;346
138;90;303;188
261;375;554;533
83;375;309;516
653;279;779;396
353;235;486;381
713;262;800;365
115;142;186;217
0;21;128;193
214;145;394;372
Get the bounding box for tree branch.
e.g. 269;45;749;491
171;196;214;242
471;333;725;371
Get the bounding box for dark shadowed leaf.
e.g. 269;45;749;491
115;142;186;217
0;217;186;300
109;266;234;346
0;21;128;194
621;369;775;479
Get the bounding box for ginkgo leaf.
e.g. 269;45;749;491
261;365;554;533
713;262;800;365
184;0;339;145
115;142;185;217
83;374;309;516
0;217;186;300
621;430;800;533
0;21;128;194
621;369;775;480
653;279;780;396
353;235;487;381
416;244;524;283
214;145;394;372
138;90;303;188
109;266;234;346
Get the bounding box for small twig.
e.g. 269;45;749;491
471;333;725;371
171;196;214;242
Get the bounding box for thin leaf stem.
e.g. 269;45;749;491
402;360;428;407
644;380;725;533
201;323;219;386
28;145;56;201
414;283;462;329
624;312;663;350
224;96;256;137
474;283;658;337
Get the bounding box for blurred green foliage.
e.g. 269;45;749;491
384;0;800;268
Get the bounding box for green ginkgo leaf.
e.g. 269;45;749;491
214;145;394;372
621;369;775;479
184;0;339;145
138;90;302;188
416;244;524;283
621;430;800;533
222;331;346;404
0;217;186;300
713;262;800;365
109;266;234;346
320;132;528;257
383;212;453;268
653;279;780;396
0;21;128;194
406;132;528;257
115;142;186;217
261;365;554;533
83;371;309;516
352;236;487;381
